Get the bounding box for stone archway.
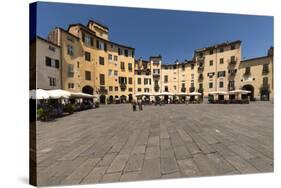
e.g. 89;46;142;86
109;95;114;104
242;84;254;100
100;95;106;104
82;85;94;95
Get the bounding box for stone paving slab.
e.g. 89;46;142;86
36;103;273;186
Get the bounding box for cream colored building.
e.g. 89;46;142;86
30;36;61;90
134;59;153;94
48;20;135;104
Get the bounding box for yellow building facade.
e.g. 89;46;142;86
48;20;135;104
36;20;273;102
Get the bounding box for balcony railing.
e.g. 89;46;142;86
120;83;127;91
228;85;235;91
198;88;204;93
198;66;204;72
189;87;195;92
197;56;205;64
228;57;237;65
153;73;160;77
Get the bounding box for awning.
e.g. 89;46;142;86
188;92;202;96
29;89;50;100
228;90;251;94
208;91;228;95
174;92;188;96
135;93;153;97
154;92;174;96
71;92;97;98
47;89;72;99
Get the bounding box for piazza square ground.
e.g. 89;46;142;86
35;102;273;186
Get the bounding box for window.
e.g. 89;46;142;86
48;45;55;52
99;56;104;65
165;86;168;92
209;60;213;66
114;55;118;61
129;88;133;92
85;71;91;80
209;82;213;88
219;81;224;88
210;49;213;55
114;71;118;76
48;77;56;87
164;75;168;83
121;62;125;70
67;44;74;56
263;64;269;73
231;44;235;50
68;83;74;89
208;72;215;78
108;69;113;76
230;56;236;62
182;83;185;88
128;63;133;72
191;63;194;70
115;87;118;91
218;71;226;77
109;86;113;91
118;48;122;55
82;33;93;46
263;77;269;87
149;79;151;85
182;65;185;71
220;58;224;64
108;54;113;61
174;86;177;90
99;74;105;85
77;61;80;69
54;60;59;68
128;77;133;84
124;49;128;57
220;47;224;53
66;36;74;42
144;78;149;85
245;67;251;74
45;57;51;67
199;83;203;89
229;80;235;90
85;51;91;61
138;78;141;85
191;74;194;80
144;88;149;92
137;88;142;92
67;64;74;77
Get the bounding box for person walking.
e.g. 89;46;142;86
138;100;143;111
132;100;137;111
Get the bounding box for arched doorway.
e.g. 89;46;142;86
100;95;106;104
82;85;94;95
242;85;254;100
120;95;126;103
109;96;114;104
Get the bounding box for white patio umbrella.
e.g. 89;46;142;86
188;91;202;96
155;92;174;96
174;92;188;96
71;92;96;98
47;89;72;99
29;89;50;100
208;91;228;95
229;89;251;94
135;93;153;97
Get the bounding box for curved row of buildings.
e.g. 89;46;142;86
30;19;274;103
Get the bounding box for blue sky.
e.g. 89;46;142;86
35;2;273;64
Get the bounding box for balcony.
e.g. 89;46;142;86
228;57;237;65
228;85;235;91
198;74;204;81
189;87;195;92
228;71;236;78
198;65;204;72
120;83;127;91
198;88;204;93
153;72;160;78
197;56;205;64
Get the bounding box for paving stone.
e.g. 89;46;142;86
139;158;161;180
106;154;130;173
177;159;200;177
81;166;107;184
145;146;160;160
101;172;121;183
124;154;145;172
161;157;179;175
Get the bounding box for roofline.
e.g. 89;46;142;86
195;40;242;53
67;23;135;50
87;19;109;30
55;27;80;40
241;55;270;62
34;36;61;48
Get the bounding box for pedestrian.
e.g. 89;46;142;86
132;100;136;111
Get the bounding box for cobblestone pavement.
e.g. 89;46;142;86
36;103;273;186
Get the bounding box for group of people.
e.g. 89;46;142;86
132;100;143;111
